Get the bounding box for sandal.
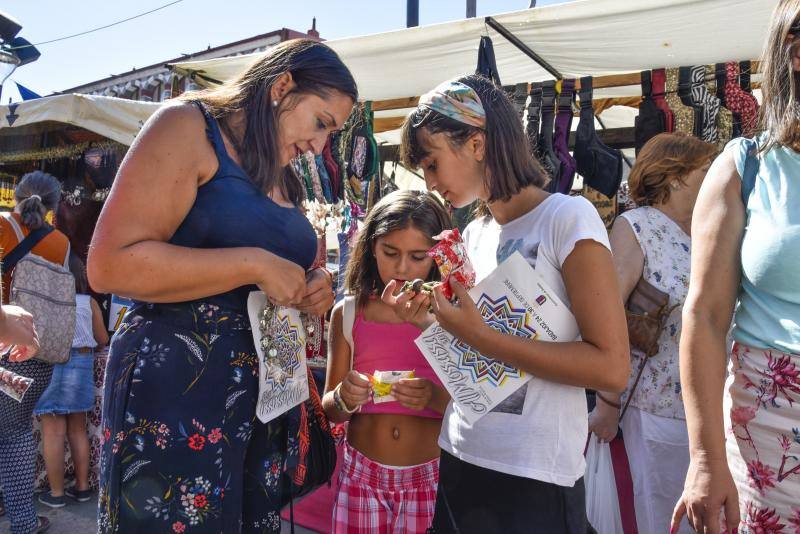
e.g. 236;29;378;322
37;515;51;533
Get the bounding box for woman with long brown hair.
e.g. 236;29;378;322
89;39;356;533
673;2;800;532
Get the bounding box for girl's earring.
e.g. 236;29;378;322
272;100;279;108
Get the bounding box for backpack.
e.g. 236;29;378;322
333;295;356;354
3;214;75;364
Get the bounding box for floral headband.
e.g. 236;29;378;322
416;80;487;129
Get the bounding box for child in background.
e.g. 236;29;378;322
385;75;630;533
322;190;452;534
35;253;109;508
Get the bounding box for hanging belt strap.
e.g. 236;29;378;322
526;82;543;147
739;60;752;93
578;76;593;111
512;82;529;118
640;70;653;98
541;80;557;115
558;79;575;113
715;63;728;104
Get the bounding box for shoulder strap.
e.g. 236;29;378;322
192;101;229;166
342;295;356;356
2;224;54;273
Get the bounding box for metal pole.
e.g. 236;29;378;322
484;16;562;79
466;0;476;18
406;0;419;27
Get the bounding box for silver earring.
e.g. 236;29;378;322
272;100;278;108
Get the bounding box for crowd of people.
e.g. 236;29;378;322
0;1;798;533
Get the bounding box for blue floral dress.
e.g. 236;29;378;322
98;102;318;533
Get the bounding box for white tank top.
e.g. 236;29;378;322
73;294;97;349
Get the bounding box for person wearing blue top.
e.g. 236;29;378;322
88;40;356;533
673;2;800;532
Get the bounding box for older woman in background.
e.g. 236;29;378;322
589;133;717;534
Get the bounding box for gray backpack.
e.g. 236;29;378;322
4;214;75;364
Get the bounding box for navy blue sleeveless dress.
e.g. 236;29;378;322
98;102;318;533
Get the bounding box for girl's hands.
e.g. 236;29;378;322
255;251;307;307
381;280;435;330
339;370;371;411
672;456;740;534
430;281;487;347
392;378;435;411
297;268;335;316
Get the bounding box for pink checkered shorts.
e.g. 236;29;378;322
332;441;439;534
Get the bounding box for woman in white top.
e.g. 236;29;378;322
589;132;717;533
34;253;109;508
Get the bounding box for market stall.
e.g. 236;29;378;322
0;93;159;491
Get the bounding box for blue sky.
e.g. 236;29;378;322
1;0;567;102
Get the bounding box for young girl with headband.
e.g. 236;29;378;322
385;75;630;533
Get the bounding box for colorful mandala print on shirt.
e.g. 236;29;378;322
450;294;537;386
725;343;800;533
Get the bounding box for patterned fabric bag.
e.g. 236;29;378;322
282;367;337;505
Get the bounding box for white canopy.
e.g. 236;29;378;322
0;94;160;145
168;0;776;102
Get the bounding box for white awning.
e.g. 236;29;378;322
168;0;776;102
0;93;160;145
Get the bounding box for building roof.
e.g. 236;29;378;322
59;27;314;95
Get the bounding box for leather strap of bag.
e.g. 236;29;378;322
619;356;648;421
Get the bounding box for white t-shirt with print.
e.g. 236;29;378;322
438;193;611;487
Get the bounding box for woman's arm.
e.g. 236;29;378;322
88;104;306;306
589;217;644;441
89;297;110;347
432;239;631;392
672;150;743;534
322;305;371;423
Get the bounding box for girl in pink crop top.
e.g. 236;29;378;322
321;190;452;534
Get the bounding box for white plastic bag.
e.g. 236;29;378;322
585;434;624;534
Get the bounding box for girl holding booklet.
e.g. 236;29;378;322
384;75;630;533
322;190;452;534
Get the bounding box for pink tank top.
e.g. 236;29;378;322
352;313;444;419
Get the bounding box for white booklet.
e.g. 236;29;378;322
415;252;579;424
247;291;310;424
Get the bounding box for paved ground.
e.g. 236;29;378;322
0;491;319;533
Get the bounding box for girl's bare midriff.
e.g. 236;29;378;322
347;412;442;466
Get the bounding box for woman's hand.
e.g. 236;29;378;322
381;280;435;330
297;268;334;316
588;400;620;443
430;281;487;347
392;378;435;411
339;370;371;410
672;457;740;534
255;251;307;307
0;305;40;362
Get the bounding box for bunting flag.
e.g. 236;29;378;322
14;81;42;101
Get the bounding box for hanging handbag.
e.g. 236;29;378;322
620;276;679;419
